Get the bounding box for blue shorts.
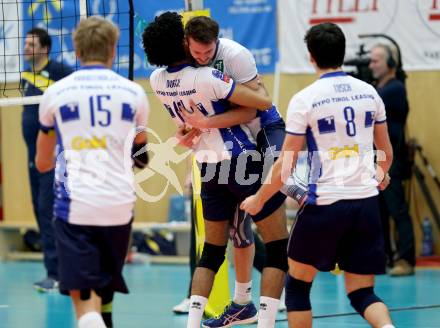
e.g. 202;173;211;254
257;119;287;204
227;120;287;246
288;196;386;274
258;119;285;152
257;119;286;180
54;218;132;295
199;157;285;223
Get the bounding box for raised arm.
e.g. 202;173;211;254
182;103;257;129
240;134;305;215
190;75;266;128
228;83;272;110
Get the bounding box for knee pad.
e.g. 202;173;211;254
285;275;312;311
264;238;288;272
96;285;114;305
347;287;383;317
197;242;227;273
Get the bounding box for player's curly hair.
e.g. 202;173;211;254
142;11;187;67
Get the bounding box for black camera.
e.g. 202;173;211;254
344;43;373;83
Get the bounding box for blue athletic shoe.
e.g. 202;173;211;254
33;277;58;293
202;301;258;328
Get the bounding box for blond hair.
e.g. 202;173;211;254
73;16;119;63
372;43;399;67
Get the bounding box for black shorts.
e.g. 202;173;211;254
199;157;286;222
54;218;132;295
288;196;386;275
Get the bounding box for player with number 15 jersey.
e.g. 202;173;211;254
39;66;149;226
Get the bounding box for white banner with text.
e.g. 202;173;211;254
279;0;440;73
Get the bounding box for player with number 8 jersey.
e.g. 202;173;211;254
241;22;395;328
285;70;387;205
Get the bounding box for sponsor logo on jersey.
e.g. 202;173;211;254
212;69;231;83
328;144;359;160
213;59;224;72
71;136;107;150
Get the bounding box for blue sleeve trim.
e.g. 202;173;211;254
375;119;387;124
242;74;259;84
225;81;236;100
286;130;306;136
40;123;54;134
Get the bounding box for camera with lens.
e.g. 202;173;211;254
344;43;373;83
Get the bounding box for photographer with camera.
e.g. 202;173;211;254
369;44;415;276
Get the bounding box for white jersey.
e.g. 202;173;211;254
211;38;282;136
39;66;149;226
286;71;387;205
149;63;256;163
212;38;258;84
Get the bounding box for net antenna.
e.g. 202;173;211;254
79;0;88;19
185;0;204;11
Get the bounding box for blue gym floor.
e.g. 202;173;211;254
0;261;439;327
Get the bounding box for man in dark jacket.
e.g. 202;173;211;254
21;27;73;291
369;44;415;276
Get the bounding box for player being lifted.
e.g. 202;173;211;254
182;16;295;325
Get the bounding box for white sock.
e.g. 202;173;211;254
78;311;106;328
257;296;279;328
234;280;252;304
280;288;285;303
187;295;208;328
382;325;395;328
